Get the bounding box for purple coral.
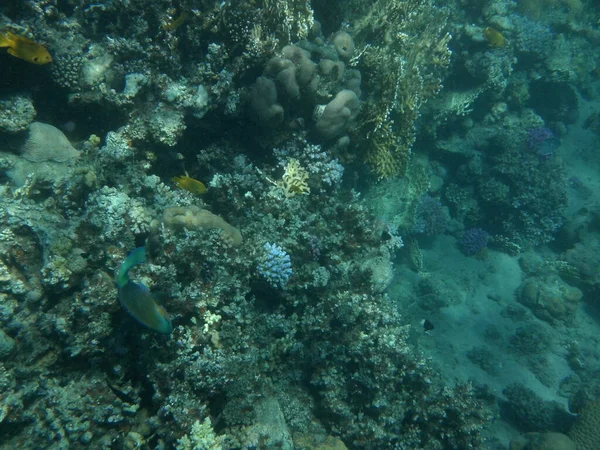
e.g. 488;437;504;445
414;195;449;236
459;228;490;256
526;127;558;159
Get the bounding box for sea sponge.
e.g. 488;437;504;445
315;89;360;140
319;59;345;81
332;31;355;60
276;66;300;99
249;77;284;127
21;122;80;163
281;45;315;86
163;206;242;247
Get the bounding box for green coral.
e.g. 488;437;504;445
351;0;452;178
261;0;314;45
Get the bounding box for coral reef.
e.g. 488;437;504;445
1;0;599;448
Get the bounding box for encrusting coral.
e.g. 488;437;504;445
162;206;242;247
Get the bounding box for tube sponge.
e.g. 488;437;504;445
281;45;315;86
249;76;284;127
315;89;360;140
332;31;355;60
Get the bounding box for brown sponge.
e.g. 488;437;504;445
163;206;242;247
315;89;360;140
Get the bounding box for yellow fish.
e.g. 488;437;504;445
163;12;189;31
172;175;207;194
484;27;506;48
0;31;52;64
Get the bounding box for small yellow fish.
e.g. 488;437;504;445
484;27;506;48
0;31;52;64
163;12;189;31
172;175;207;194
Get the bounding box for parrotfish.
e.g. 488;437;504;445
115;247;173;334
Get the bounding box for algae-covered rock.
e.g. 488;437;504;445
0;329;15;360
0;95;36;133
518;275;582;324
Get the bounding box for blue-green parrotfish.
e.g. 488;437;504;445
115;247;173;334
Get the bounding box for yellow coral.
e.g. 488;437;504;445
365;122;411;179
278;159;310;198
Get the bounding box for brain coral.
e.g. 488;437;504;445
21;122;80;163
511;432;576;450
163;206;242;247
569;398;600;450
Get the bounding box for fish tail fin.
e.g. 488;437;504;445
0;32;11;48
115;247;147;288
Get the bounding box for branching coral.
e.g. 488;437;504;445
352;0;452;178
278;159;310;198
261;0;314;45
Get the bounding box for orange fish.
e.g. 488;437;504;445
173;175;207;194
0;31;52;64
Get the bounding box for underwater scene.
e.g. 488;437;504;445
1;0;600;449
